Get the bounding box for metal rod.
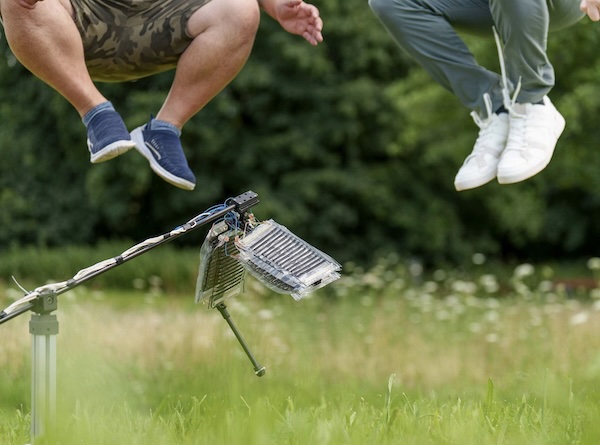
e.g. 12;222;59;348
0;302;34;326
0;201;239;326
0;191;262;444
216;303;266;377
52;204;238;296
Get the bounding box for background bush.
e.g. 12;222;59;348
1;0;599;268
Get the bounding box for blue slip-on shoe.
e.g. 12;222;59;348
131;119;196;191
87;109;136;163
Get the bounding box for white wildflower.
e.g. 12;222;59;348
362;272;383;288
469;322;482;333
514;263;535;279
485;333;499;343
436;309;451;321
451;280;477;295
479;274;499;293
537;280;554;293
570;311;589;326
422;281;439;294
257;309;274;320
433;269;447;281
444;295;460;307
591;289;600;300
484;310;499;322
485;298;500;309
132;278;146;290
409;261;424;277
587;257;600;271
472;253;486;265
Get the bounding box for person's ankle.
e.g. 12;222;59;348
82;101;114;126
149;118;181;136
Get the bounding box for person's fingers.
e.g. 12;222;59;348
581;0;600;21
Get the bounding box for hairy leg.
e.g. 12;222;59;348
155;0;260;128
0;0;106;116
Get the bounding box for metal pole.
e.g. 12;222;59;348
0;191;262;444
28;294;58;444
216;303;266;376
0;191;260;326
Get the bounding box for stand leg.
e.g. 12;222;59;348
29;313;58;444
216;303;266;377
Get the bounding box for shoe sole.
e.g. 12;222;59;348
497;113;566;185
454;169;497;191
89;139;136;163
131;127;195;191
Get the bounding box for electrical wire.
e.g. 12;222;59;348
1;199;238;319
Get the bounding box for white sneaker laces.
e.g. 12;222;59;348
493;27;522;113
466;93;502;162
493;27;528;153
470;93;494;129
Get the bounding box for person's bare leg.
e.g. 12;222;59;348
155;0;260;128
131;0;259;190
0;0;106;117
1;0;135;161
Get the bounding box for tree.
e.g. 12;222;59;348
1;3;599;267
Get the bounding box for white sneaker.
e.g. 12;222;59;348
497;96;565;184
454;110;509;191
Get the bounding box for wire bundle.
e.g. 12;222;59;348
0;200;237;321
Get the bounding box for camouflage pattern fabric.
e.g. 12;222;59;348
71;0;213;82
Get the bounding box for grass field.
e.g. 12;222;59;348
2;257;600;444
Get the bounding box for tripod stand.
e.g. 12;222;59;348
28;294;59;441
1;189;341;444
1;191;263;444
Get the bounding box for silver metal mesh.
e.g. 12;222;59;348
196;219;341;304
235;220;341;300
195;222;245;308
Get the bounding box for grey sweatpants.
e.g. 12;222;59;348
369;0;584;116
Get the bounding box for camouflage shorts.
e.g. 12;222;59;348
71;0;213;82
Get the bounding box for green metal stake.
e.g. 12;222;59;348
216;303;266;377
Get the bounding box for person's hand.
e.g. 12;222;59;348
274;0;323;46
581;0;600;21
13;0;43;9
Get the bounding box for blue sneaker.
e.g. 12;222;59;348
87;109;136;163
131;118;196;191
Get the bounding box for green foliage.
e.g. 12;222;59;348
1;3;600;266
0;242;200;294
3;261;600;444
